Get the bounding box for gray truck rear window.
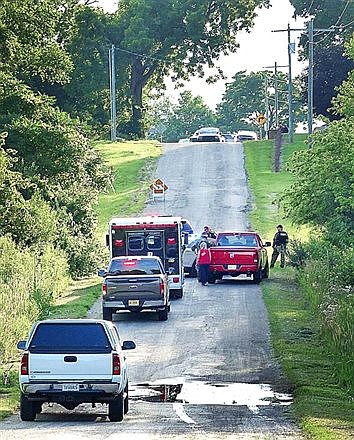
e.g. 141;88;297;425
29;323;112;353
108;259;162;275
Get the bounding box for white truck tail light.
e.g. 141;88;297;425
112;354;121;375
21;353;29;375
160;280;164;296
102;284;107;294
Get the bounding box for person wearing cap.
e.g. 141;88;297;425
270;224;289;268
196;241;212;285
202;225;217;239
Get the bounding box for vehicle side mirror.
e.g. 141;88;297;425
122;340;136;350
105;234;109;247
97;268;107;277
264;241;271;247
17;340;26;350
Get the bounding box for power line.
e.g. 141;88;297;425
307;0;316;17
314;0;352;45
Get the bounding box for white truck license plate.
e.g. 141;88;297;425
128;299;139;306
62;383;80;391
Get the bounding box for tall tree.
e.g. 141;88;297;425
148;91;216;142
215;70;305;132
288;1;354;119
0;0;76;85
115;0;270;137
282;36;354;244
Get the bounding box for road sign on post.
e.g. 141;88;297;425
150;178;168;201
256;114;267;125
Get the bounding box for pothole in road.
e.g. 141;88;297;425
130;380;293;406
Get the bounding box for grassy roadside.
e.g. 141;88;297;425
0;140;161;420
244;135;354;440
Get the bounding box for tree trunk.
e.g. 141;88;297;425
130;59;144;137
129;57;158;138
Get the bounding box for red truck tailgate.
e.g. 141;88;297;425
210;247;257;266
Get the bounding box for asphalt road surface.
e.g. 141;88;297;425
0;141;304;439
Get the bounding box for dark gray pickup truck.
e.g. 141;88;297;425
98;256;170;321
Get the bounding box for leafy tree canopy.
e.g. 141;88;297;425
311;44;354;119
147;91;216;142
0;0;77;85
289;0;354;48
0;72;112;276
115;0;270;136
333;35;354;117
216;70;305;132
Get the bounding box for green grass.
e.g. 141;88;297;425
245;134;354;439
244;134;309;239
94;140;161;237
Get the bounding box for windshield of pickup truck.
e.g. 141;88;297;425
217;234;258;247
29;323;112;353
108;258;163;275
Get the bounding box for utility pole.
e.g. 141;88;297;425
265;75;269;136
273;23;336;147
272;25;302;143
307;20;314;138
262;63;288;130
287;23;294;143
109;45;117;141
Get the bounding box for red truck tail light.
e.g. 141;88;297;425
253;256;258;263
102;284;107;294
160;280;164;296
112;354;121;375
20;353;29;375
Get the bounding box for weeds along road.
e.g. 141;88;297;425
0;141;304;439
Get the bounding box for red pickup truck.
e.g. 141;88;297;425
208;232;271;284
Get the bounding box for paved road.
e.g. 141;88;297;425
0;142;304;439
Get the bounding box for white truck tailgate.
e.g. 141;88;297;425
29;353;113;380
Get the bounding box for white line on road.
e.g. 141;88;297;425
173;403;196;424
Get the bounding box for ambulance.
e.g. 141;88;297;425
106;215;185;298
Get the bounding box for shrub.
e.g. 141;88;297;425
0;236;69;369
289;239;354;393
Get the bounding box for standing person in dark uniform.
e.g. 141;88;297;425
202;225;217;239
270;224;289;268
196;241;212;285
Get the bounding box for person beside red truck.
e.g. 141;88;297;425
196;241;212;285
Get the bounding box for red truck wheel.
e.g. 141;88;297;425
253;269;262;284
208;273;216;284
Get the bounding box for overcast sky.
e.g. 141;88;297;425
95;0;307;108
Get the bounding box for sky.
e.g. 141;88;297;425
95;0;307;109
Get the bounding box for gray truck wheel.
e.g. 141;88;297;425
174;288;183;299
103;307;113;321
158;306;168;321
20;394;36;421
108;393;124;422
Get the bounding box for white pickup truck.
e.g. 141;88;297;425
17;319;135;422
